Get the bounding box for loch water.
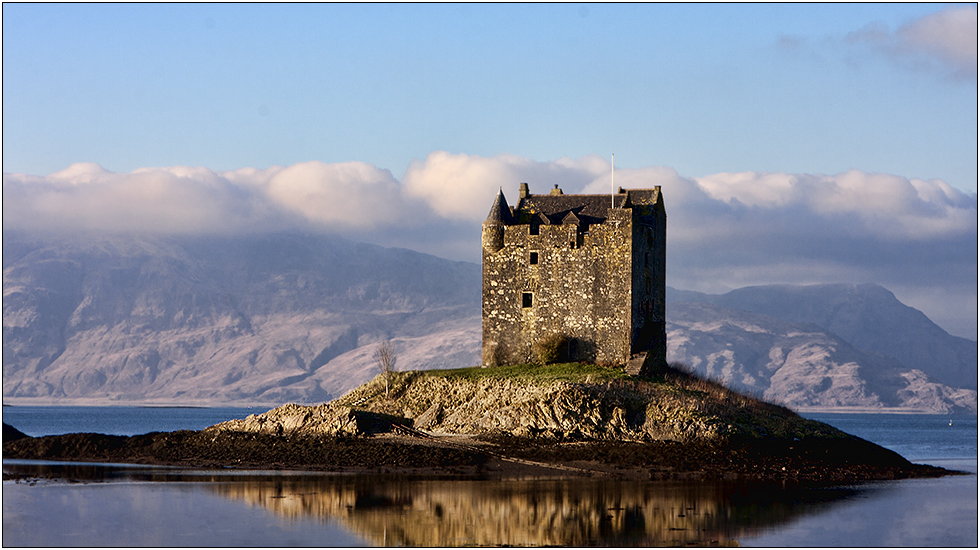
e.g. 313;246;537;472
2;405;268;437
3;407;977;547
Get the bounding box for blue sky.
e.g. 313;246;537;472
3;3;977;190
3;3;977;338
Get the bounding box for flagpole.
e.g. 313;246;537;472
611;153;615;208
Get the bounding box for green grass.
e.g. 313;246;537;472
425;362;630;383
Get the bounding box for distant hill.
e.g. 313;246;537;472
667;284;978;391
3;232;975;412
666;302;975;414
3;232;480;405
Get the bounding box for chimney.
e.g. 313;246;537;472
550;184;563;196
519;182;530;199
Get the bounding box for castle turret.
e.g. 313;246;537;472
482;188;513;253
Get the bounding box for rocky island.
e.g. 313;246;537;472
1;363;953;482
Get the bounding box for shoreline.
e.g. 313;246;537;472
1;400;281;408
2;427;959;484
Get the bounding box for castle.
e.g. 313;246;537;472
482;182;666;375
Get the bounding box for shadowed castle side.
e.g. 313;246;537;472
482;182;666;375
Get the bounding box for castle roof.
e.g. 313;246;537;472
515;193;626;226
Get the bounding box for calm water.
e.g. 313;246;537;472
3;408;977;547
2;405;267;437
743;413;978;547
803;412;976;462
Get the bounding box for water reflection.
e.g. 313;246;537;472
211;477;864;546
4;461;864;547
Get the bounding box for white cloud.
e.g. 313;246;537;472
692;169;977;240
898;6;978;76
847;6;978;79
2;161;425;235
6;156;974;247
402;152;529;221
3;163;275;235
7;156;973;248
402;151;608;221
262;161;413;229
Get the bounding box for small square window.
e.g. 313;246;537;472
522;292;533;308
529;252;538;265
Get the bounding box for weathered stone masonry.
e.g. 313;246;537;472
482;183;666;373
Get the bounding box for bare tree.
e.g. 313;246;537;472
374;338;397;396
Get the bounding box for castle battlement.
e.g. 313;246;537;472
482;183;666;373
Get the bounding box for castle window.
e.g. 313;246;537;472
529;224;539;236
529;252;538;265
522;292;533;308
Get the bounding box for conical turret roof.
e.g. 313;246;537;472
485;187;515;224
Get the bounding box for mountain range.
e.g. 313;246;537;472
3;232;976;412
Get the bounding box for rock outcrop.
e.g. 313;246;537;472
209;364;848;443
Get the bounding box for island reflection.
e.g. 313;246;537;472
209;475;861;547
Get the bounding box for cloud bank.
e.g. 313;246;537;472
4;153;976;338
3;161;424;235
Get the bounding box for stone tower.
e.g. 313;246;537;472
482;182;666;374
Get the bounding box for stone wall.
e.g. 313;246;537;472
628;191;667;366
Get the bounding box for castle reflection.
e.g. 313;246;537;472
208;476;859;547
3;461;863;547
